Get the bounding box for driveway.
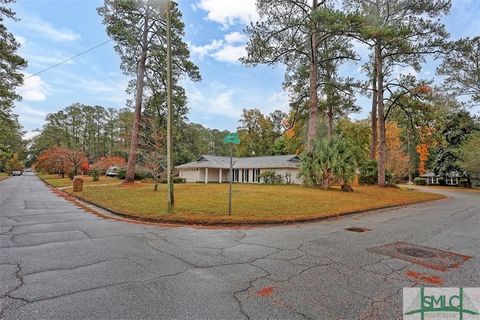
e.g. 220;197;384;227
0;174;478;319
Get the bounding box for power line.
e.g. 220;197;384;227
25;39;113;80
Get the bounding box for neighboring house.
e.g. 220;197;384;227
176;154;302;184
420;171;461;185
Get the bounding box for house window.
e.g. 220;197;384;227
240;169;249;182
252;169;258;182
242;169;249;182
233;169;239;182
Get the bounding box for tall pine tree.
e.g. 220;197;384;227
0;0;26;118
98;0;199;183
345;0;450;185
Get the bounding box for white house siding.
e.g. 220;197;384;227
206;168;219;183
261;168;302;184
206;169;231;183
179;169;200;182
220;169;230;183
179;167;302;184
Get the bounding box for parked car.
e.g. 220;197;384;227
12;170;22;176
105;166;119;177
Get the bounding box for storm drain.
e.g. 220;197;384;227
345;227;371;233
367;242;471;271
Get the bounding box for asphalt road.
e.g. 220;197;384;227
0;174;478;319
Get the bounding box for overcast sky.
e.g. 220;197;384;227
6;0;480;138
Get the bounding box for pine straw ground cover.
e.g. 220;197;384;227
39;174;121;188
67;183;446;225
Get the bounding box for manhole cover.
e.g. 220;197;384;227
397;247;436;258
367;242;471;271
345;227;371;233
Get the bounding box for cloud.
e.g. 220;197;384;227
197;0;258;27
23;130;40;140
185;81;291;121
189;39;223;58
211;44;246;63
186;82;241;117
189;32;248;63
392;66;417;79
266;91;290;113
15;103;48;127
23;15;80;42
225;31;247;44
17;73;49;101
24;52;74;67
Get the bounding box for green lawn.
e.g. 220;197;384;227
38;174;121;188
68;183;445;224
0;172;8;181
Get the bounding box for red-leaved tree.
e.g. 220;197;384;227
91;156;126;173
35;147;87;178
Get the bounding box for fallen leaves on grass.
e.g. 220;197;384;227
69;183;445;225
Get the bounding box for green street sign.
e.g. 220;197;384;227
224;133;240;144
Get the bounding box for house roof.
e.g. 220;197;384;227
420;172;436;177
175;154;301;170
420;171;461;178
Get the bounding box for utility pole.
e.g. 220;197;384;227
407;127;412;190
166;0;174;213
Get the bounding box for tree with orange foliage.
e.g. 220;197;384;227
385;122;410;181
415;126;437;175
35;147;87;178
91;156;126;174
415;144;429;175
36;147;70;177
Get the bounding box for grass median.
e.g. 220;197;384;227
65;183;445;225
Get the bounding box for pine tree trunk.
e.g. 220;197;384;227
307;0;319;152
370;63;378;160
327;104;333;141
375;42;386;186
125;13;149;184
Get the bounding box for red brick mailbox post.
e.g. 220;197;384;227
73;176;84;192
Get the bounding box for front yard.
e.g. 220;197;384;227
64;183;445;224
38;174;121;188
0;172;9;181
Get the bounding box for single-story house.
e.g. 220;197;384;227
420;171;461;185
176;154;303;184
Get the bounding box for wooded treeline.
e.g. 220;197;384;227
28;103;232;167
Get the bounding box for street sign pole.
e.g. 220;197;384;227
228;144;233;216
223;133;240;216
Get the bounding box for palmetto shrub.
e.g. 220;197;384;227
299;137;357;190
